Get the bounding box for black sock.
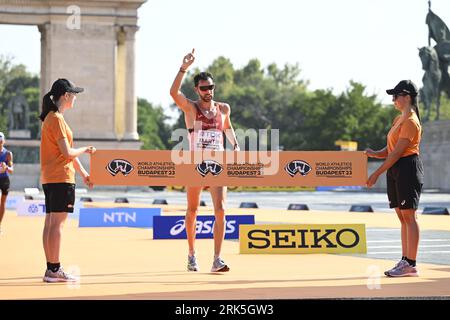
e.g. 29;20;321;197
401;256;407;261
47;262;61;273
405;258;416;267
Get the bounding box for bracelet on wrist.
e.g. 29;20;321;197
179;68;186;73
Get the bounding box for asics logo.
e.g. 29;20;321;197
106;159;134;176
170;219;186;236
285;160;312;177
196;160;223;177
170;219;236;236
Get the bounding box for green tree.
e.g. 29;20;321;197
170;56;414;152
137;98;172;150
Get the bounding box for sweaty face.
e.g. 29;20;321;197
196;78;215;102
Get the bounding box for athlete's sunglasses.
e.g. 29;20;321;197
198;84;215;91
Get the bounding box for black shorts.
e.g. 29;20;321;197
42;183;75;213
0;176;10;195
386;154;424;210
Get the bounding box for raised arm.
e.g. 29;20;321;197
170;49;196;113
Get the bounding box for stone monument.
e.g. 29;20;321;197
7;90;31;138
0;0;146;189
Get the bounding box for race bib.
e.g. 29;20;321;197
194;130;223;150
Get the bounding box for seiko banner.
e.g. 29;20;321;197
90;150;367;186
153;215;255;239
79;208;162;228
240;224;367;254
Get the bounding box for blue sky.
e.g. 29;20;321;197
1;0;449;122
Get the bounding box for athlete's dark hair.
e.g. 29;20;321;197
194;72;214;87
39;91;64;121
410;94;421;125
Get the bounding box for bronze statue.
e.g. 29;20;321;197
420;1;450;121
419;46;442;121
7;91;29;131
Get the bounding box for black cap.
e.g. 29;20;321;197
50;78;84;96
386;80;418;96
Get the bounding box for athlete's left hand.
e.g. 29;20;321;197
366;172;379;188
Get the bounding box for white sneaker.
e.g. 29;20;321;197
43;267;78;283
187;255;199;272
211;257;229;272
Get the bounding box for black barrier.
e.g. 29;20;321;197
149;186;166;191
287;203;309;211
153;199;168;205
200;200;207;207
422;207;449;215
80;197;93;202
115;197;129;203
240;202;259;209
349;205;374;212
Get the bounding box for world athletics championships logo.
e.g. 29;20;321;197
196;160;224;177
285;160;312;177
106;159;134;176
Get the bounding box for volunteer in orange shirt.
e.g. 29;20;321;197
366;80;423;277
39;79;96;283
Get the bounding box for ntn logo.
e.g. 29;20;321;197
103;212;137;223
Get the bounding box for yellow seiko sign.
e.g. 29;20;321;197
239;224;367;254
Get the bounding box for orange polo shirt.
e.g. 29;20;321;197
387;112;422;157
40;111;75;184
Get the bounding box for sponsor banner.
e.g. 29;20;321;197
153;215;255;239
78;207;161;228
90;150;367;186
239;224;366;254
16;200;46;216
17;199;82;217
6;195;24;210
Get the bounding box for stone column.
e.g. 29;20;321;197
115;26;127;140
122;25;139;141
38;23;51;105
38;22;118;139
